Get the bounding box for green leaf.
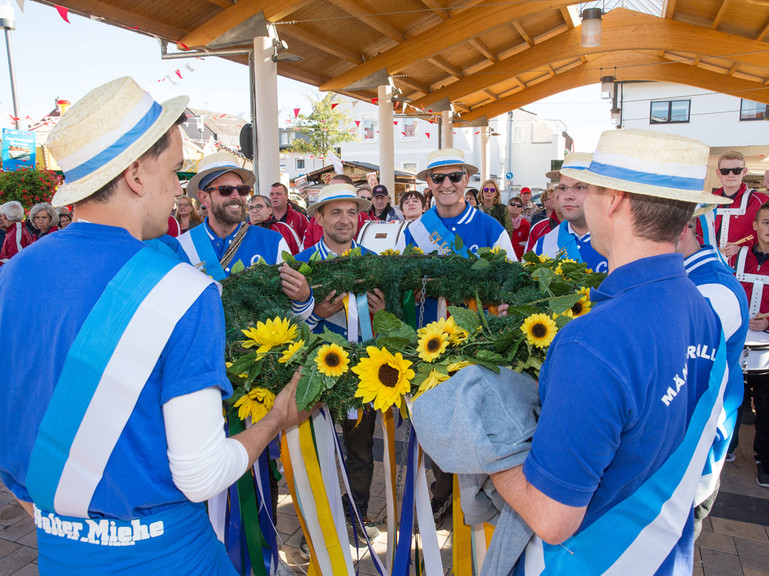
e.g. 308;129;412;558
295;363;323;412
229;352;257;375
548;293;584;315
471;258;490;270
505;305;542;318
282;251;296;264
473;360;502;374
522;252;541;264
531;267;557;293
454;235;464;251
320;328;351;348
373;310;417;345
376;336;412;352
373;310;406;334
447;306;481;332
230;260;245;275
298;263;312;275
476;349;507;365
555;314;573;329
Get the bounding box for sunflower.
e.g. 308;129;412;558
241;317;298;357
570;287;592;318
315;343;350;377
554;258;578;276
279;339;305;364
410;247;424;254
447;360;474;374
380;248;401;256
520;313;558;348
443;317;469;345
352;346;415;411
416;324;449;362
413;369;449;400
233;387;275;423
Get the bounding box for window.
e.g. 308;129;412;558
402;118;417;139
296;158;305;170
650;100;690;124
740;99;769;121
402;162;418;173
363;118;376;140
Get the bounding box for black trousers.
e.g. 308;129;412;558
341;407;377;517
729;372;769;462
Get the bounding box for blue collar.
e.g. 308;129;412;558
203;218;243;241
317;238;361;259
431;202;476;226
591;253;686;304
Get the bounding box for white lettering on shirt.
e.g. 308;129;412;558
662;345;715;406
34;507;165;547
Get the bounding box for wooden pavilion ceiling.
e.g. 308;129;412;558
35;0;769;124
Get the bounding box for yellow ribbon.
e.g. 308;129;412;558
452;474;474;574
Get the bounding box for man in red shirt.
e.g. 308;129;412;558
705;151;768;259
270;182;309;241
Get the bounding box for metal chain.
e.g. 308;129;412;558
417;275;427;329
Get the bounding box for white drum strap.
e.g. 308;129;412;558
736;246;765;317
718;189;751;249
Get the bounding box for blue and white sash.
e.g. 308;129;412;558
536;222;581;262
523;333;728;575
408;209;470;257
26;247;214;518
698;209;730;268
179;223;228;280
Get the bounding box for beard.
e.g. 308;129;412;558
211;198;246;225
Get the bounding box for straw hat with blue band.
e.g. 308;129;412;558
47;77;189;208
186;152;255;201
416;148;478;182
560;129;732;206
307;183;371;217
546;152;592;182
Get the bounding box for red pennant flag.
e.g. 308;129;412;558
331;103;339;109
475;131;480;134
426;133;431;138
354;120;361;127
293;108;301;119
219;114;227;118
9;114;19;122
401;132;406;136
394;121;398;125
178;43;190;51
54;5;70;23
175;69;183;79
371;98;378;105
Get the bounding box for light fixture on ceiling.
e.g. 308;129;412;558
581;8;603;47
271;38;303;63
600;75;614;99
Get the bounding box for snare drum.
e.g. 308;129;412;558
356;220;411;254
742;330;769;374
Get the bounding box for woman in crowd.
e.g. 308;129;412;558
464;188;479;207
176;195;203;233
0;201;35;264
507;196;530;260
478;179;514;236
399;190;426;221
57;209;72;229
26;203;59;239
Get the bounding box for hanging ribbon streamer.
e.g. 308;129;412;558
392;427;418;576
414;446;444;576
452;474;474;575
381;408;399;571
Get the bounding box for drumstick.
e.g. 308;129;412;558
753;312;769;320
733;235;754;246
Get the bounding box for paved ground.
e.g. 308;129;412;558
2;418;768;576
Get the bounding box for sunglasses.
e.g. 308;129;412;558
204;185;252;197
509;202;522;207
719;167;744;175
429;171;465;184
483;187;497;193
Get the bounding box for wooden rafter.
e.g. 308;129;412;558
326;0;406;43
468;38;498;63
428;56;464;78
204;0;232;8
417;0;450;20
559;6;575;28
319;0;577;91
757;17;769;40
394;76;432;96
277;62;328;87
513;21;535;47
409;8;769;109
712;0;732;29
281;25;363;63
663;0;678;19
54;0;186;39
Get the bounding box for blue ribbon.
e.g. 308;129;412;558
356;293;374;341
256;452;278;571
393;427;418;576
65;102;163;183
589;161;705;191
420;209;470;257
189;222;227;280
556;222;582;262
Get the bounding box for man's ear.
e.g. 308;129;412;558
606;188;626;217
122;160;147;198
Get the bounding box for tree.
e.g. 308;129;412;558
289;94;357;158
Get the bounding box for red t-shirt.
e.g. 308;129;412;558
525;214;561;253
511;219;530;260
698;184;769;249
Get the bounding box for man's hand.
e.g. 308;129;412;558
497;303;509;317
266;369;316;432
723;243;741;259
367;288;386;315
750;316;769;332
280;263;311;302
313;290;345;318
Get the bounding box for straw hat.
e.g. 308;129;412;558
546;152;592;182
560;129;731;205
186;152;255;200
307;184;370;217
47;77;189;207
417;148;478;182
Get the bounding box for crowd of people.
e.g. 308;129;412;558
0;75;767;576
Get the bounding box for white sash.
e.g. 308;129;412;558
718;189;752;249
735;246;765;317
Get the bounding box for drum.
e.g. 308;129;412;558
356;220;412;254
742;330;769;374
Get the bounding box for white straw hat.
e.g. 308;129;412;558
417;148;478;182
307;183;370;217
546;152;592;182
187;152;255;200
560;129;731;205
47;77;189;207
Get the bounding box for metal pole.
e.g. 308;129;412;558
248;50;258;192
4;28;20;130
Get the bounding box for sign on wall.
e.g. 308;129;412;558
2;129;36;170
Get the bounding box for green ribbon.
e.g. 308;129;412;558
403;290;417;329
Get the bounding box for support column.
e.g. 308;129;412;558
480;126;490;182
253;36;280;194
378;84;395;197
441;110;453;148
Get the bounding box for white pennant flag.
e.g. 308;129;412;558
15;0;24;12
185;63;195;72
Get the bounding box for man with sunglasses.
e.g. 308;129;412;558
701;151;769;259
532;152;608;273
179;153;313;317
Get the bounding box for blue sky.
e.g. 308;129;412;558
0;1;612;149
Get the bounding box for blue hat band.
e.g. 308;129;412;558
589;161;705;192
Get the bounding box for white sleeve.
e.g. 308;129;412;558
276;238;291;263
164;387;250;503
494;230;518;261
698;283;744;340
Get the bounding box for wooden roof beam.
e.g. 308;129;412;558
326;0;407;43
394;76;432;96
663;0;678;19
428;56;465;78
205;0;233;8
483;89;499;101
513;21;535;47
277;62;328;87
757;18;769;41
711;0;732;29
410;8;769;108
320;0;577;91
417;0;450;20
280;26;363;63
52;0;186;39
180;0;308;47
559;6;575;28
468;38;498;63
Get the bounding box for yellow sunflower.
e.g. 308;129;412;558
315;343;350;377
279;339;305;364
410;247;424;254
416;324;449;362
570;287;592;318
554;258;578;276
380;248;401;256
413;369;449;400
520;313;558;348
447;360;474;374
352;346;415;411
241;317;298;357
443;317;470;345
233;387;275;423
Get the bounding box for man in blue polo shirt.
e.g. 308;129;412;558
533;152;608;273
491;129;733;575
